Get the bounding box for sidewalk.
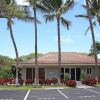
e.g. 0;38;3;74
76;81;93;88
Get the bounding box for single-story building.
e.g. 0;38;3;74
16;52;100;81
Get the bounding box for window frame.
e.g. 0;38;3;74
86;67;92;75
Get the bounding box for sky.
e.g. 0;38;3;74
0;0;100;58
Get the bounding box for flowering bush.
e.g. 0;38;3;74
39;79;45;85
0;78;14;85
66;80;76;87
19;79;24;85
82;76;97;86
51;78;58;84
98;77;100;83
61;79;65;84
24;79;34;85
45;79;52;85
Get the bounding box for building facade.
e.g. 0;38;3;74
16;52;100;82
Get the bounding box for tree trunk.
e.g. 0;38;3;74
8;19;19;86
57;17;61;85
33;7;39;86
86;1;98;83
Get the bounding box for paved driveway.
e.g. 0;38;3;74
0;87;100;100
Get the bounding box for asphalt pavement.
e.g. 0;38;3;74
0;87;100;100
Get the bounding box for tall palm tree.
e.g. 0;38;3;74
76;0;98;82
0;0;33;86
28;0;47;86
41;0;74;84
7;18;19;86
0;0;19;86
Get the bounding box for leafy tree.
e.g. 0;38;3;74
0;55;14;78
89;41;100;55
19;53;42;61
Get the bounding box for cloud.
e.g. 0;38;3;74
55;35;74;44
15;0;29;5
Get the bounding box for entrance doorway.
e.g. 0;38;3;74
39;68;45;80
61;68;81;81
26;68;35;81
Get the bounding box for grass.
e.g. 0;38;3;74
96;84;100;86
0;85;33;90
0;85;69;90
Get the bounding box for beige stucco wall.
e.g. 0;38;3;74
21;65;100;80
99;66;100;77
81;66;96;77
21;68;26;80
45;68;59;79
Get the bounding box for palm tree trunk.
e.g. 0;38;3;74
57;17;61;84
33;7;39;86
86;1;98;83
8;19;19;86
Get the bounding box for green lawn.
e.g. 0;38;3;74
0;85;69;90
96;84;100;87
0;86;33;90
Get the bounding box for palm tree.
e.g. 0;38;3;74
0;0;19;86
0;0;32;86
76;0;98;82
41;0;74;84
28;0;47;86
88;0;100;24
7;18;19;86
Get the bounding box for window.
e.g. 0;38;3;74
86;67;92;75
65;68;69;74
26;68;32;80
61;68;64;80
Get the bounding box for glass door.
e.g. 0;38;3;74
71;68;75;80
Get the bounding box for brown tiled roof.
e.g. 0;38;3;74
22;52;100;64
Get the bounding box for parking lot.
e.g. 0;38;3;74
0;87;100;100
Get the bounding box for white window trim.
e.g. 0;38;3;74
86;67;92;75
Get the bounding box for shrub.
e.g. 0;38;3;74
61;79;65;84
19;79;24;85
0;78;14;85
80;71;86;81
64;73;70;80
98;77;100;83
39;79;45;85
51;78;58;84
45;79;52;85
66;80;77;87
24;79;34;85
82;76;97;86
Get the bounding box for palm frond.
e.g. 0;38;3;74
61;0;75;14
17;16;41;23
22;6;31;17
85;21;96;35
7;18;14;29
61;17;71;30
75;14;89;19
4;0;11;4
41;0;55;13
44;14;55;23
36;3;49;13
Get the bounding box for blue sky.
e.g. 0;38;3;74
0;0;100;58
